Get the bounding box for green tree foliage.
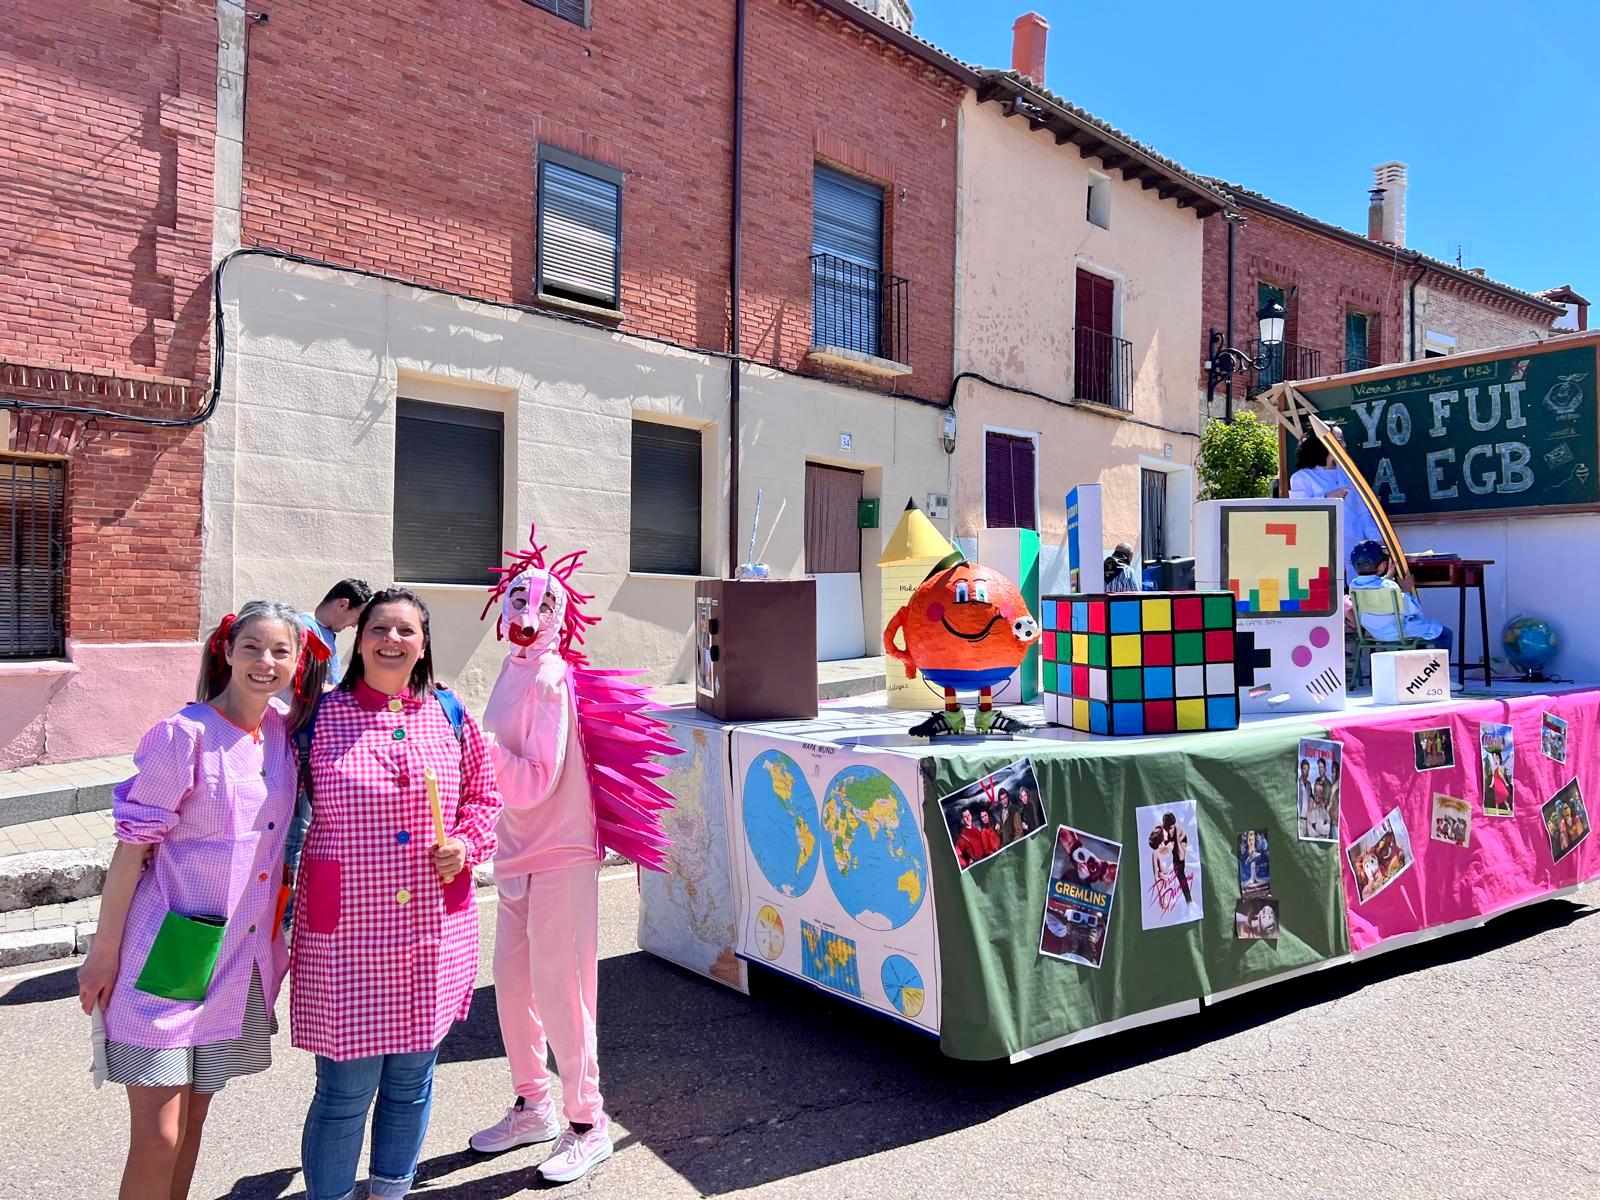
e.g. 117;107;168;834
1197;412;1279;500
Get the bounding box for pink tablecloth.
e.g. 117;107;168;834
1331;689;1600;954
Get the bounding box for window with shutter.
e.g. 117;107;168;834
0;456;66;659
812;165;885;356
393;400;504;585
1258;283;1287;386
630;421;702;575
524;0;587;26
537;147;622;308
984;431;1037;530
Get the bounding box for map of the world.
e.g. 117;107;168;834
742;749;820;897
819;764;928;930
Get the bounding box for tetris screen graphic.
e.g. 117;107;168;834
1041;592;1242;735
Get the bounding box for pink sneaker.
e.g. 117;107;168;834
535;1126;614;1183
468;1096;560;1153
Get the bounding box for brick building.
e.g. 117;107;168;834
1;0;217;767
208;0;971;701
1200;165;1562;412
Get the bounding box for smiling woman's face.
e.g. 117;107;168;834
359;601;425;685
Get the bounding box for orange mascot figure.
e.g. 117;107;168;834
884;551;1040;737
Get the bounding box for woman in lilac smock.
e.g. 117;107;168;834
77;600;326;1200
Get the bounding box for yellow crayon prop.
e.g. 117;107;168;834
425;768;454;883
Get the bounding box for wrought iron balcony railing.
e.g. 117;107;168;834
1251;339;1322;392
1074;326;1134;411
809;253;909;365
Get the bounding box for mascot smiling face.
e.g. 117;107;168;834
883;556;1039;737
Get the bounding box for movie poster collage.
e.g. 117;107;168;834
939;757;1212;970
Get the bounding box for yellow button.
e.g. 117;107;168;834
388;698;403;713
395;888;412;905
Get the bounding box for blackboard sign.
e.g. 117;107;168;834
1301;342;1598;518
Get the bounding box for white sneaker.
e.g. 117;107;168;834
468;1096;560;1153
535;1126;614;1184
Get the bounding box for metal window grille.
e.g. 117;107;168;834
809;254;908;363
1;456;66;659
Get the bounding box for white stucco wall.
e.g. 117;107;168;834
953;96;1205;573
202;256;950;708
1402;514;1600;684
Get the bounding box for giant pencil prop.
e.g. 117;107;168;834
1259;382;1409;578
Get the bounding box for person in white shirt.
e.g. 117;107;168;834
1289;427;1385;573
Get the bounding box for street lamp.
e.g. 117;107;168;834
1206;299;1288;421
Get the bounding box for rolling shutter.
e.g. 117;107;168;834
527;0;586;25
538;152;621;306
631;421;702;575
812;165;884;356
393;400;504;585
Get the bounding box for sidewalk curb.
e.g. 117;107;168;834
0;846;112;913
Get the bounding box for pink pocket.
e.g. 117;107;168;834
441;868;472;915
300;859;342;934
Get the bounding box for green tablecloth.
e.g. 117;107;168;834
922;722;1350;1060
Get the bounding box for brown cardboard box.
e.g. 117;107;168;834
694;579;818;721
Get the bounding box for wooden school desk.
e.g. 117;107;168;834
1408;557;1493;689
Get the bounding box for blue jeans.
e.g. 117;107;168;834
302;1049;440;1200
1425;627;1455;653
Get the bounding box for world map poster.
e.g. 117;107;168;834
636;714;749;994
731;730;941;1035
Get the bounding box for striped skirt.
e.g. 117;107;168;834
105;965;275;1094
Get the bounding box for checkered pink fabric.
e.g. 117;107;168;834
105;704;297;1048
289;683;502;1061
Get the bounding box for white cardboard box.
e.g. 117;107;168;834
1371;649;1451;705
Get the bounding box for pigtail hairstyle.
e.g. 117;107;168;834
339;587;436;701
194;600;317;727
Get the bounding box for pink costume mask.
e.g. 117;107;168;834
502;568;568;657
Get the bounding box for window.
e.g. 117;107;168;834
393;400;504;585
812;164;886;357
1086;171;1111;229
537;147;622;309
1;455;66;658
1141;468;1169;563
1074;268;1131;409
630;420;702;574
524;0;587;25
984;431;1037;530
1344;310;1372;371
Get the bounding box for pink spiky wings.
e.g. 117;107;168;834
483;526;680;871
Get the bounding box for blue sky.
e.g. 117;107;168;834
910;1;1594;297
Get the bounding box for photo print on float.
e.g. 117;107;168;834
939;757;1047;873
1039;824;1122;969
1295;738;1341;843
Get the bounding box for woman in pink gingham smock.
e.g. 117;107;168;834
290;588;501;1200
77;601;328;1200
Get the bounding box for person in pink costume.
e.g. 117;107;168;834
469;528;678;1185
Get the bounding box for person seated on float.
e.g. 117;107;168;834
1349;541;1452;652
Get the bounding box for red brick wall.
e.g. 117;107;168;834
1200;205;1409;392
738;1;959;401
1;0;215;644
238;0;960;400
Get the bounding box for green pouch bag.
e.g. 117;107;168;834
134;911;227;1002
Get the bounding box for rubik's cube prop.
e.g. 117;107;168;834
1041;592;1241;735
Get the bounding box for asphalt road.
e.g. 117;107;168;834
5;872;1597;1200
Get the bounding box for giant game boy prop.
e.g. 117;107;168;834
1196;500;1347;715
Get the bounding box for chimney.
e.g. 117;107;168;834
1373;161;1407;246
1367;187;1385;242
1012;12;1048;87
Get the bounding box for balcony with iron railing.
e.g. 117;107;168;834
1073;326;1134;411
808;253;911;377
1250;339;1322;393
1337;356;1380;374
